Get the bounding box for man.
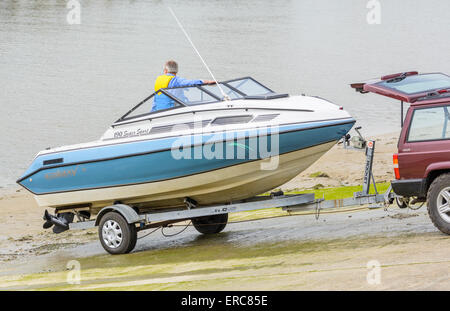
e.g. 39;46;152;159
151;60;214;112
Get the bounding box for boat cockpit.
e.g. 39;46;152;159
116;77;288;123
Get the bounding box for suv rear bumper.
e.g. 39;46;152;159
391;178;426;198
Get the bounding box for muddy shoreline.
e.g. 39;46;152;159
1;207;448;290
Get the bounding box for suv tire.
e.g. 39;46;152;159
427;173;450;235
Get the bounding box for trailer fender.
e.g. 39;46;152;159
95;204;141;226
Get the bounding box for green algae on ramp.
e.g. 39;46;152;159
0;237;359;290
1;232;446;291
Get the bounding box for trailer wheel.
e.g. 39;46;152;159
427;173;450;235
192;213;228;234
98;212;137;254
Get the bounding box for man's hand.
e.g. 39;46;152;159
202;80;216;85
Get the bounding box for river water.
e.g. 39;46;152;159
1;0;449;187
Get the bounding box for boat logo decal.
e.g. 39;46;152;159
44;165;86;180
113;128;152;139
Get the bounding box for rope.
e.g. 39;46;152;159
161;221;192;237
408;202;425;211
137;227;161;240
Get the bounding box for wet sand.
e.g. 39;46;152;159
0;207;448;290
2;131;449;290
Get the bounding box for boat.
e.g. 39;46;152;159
17;77;355;217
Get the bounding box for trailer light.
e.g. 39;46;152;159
393;154;400;179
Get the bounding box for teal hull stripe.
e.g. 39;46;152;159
19;119;354;194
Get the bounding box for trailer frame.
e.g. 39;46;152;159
65;138;396;252
56;136;400;253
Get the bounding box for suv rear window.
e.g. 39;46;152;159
408;105;450;142
381;73;450;95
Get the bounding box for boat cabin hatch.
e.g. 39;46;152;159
351;72;450;104
117;77;288;122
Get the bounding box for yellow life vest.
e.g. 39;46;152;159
154;74;175;95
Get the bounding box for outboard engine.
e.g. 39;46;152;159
43;210;74;233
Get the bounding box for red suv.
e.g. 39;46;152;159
352;71;450;235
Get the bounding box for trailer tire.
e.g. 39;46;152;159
427;173;450;235
98;211;137;254
192;213;228;235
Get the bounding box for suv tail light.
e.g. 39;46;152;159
393;154;400;179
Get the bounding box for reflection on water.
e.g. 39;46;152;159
0;0;449;186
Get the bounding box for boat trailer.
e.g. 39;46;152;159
55;131;397;254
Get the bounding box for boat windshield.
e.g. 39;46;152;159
116;77;276;122
163;77;274;105
199;84;243;100
226;77;274;96
164;86;219;106
162;83;243;105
